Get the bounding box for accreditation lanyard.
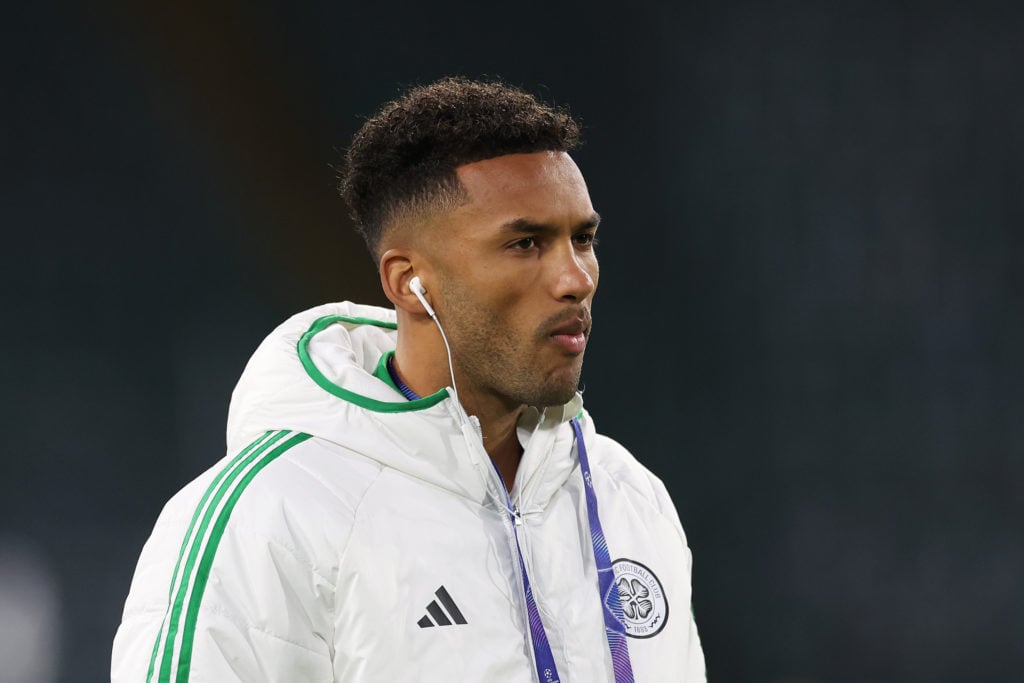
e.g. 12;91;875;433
386;360;634;681
490;419;635;683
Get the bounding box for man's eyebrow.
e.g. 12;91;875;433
499;212;602;235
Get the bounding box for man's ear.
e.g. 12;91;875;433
380;249;432;315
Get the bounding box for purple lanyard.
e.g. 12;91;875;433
491;420;635;683
489;462;562;682
388;362;633;681
572;418;635;683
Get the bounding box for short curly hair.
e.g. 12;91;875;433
339;77;582;258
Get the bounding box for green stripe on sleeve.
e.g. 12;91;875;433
145;430;275;682
155;430;290;682
172;431;313;682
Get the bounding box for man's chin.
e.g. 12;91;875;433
527;394;574;409
525;375;582;408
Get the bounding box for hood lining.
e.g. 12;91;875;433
297;314;450;413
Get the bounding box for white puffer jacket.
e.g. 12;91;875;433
112;302;705;682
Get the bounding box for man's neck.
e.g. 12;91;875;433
392;342;524;491
459;385;524;491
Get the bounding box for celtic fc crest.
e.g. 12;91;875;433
608;559;669;639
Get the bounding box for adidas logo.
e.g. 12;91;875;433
417;585;467;628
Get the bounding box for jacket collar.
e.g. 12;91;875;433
226;302;585;510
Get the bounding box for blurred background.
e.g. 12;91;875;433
2;1;1021;681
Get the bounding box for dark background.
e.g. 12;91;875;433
2;2;1021;681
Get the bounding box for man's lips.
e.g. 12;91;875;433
550;331;587;353
545;312;591;354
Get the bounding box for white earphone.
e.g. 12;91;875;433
405;276;480;432
409;276;437;318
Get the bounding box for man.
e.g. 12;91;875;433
113;78;705;682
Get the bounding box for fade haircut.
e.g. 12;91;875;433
339;77;582;259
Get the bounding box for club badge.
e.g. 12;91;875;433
607;558;669;638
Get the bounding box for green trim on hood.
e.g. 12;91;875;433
297;314;449;412
372;350;403;394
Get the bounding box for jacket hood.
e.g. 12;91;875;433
225;302;587;509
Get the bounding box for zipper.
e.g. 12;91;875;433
488;457;562;679
461;419;539;672
488;459;533;626
497;479;538;671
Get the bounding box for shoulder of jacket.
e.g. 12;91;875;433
152;434;383;567
227;434;383;536
586;432;679;521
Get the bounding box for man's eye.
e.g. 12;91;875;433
574;233;598;247
511;237;536;250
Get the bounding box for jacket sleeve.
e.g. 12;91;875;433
112;483;335;682
648;472;707;681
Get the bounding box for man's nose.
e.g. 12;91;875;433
552;245;597;302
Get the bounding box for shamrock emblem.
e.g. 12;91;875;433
617;577;653;621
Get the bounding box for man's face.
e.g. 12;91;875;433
425;151;599;409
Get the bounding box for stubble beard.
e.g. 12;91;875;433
437;282;584;408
